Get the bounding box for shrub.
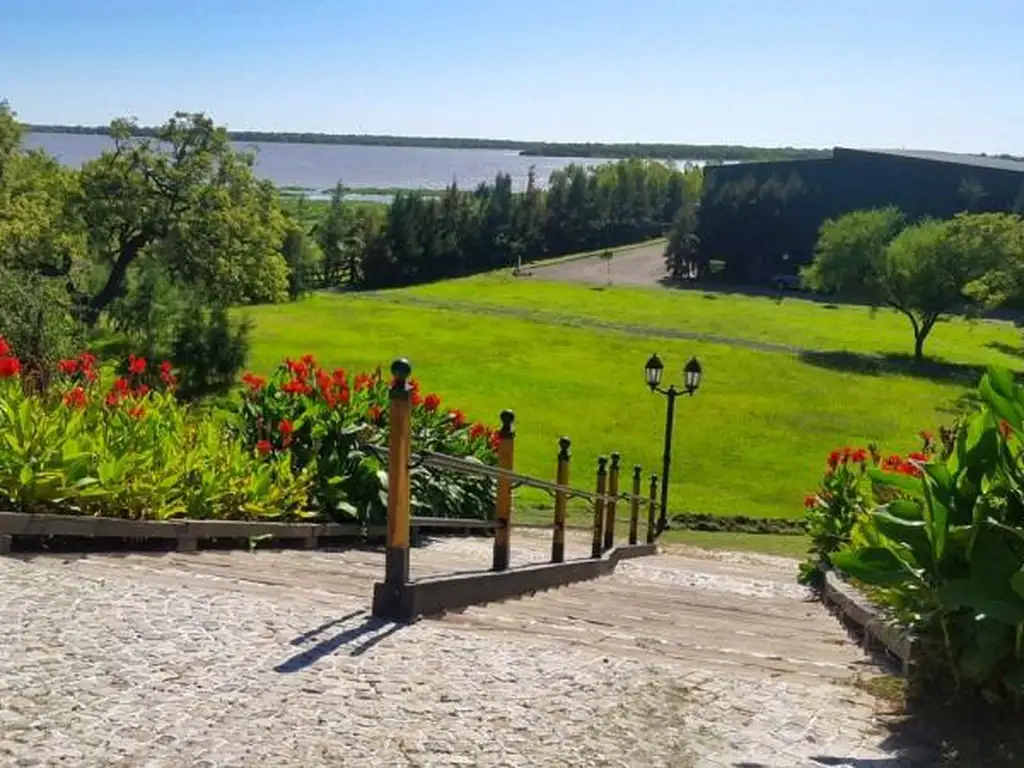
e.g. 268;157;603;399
829;367;1024;702
236;355;498;524
170;301;251;400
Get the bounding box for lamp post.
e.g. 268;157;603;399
645;353;702;533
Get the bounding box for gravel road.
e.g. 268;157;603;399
0;532;924;767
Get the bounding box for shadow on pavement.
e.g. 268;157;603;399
275;612;405;673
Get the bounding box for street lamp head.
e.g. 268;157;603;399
644;353;664;390
684;356;702;394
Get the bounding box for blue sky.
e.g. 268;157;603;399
3;0;1023;153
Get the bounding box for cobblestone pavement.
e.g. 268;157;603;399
0;533;926;767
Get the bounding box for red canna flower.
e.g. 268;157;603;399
850;448;868;464
279;419;294;436
354;372;372;392
367;405;383;423
489;431;502;451
104;391;120;407
0;356;21;378
0;337;9;357
57;359;80;376
84;367;98;383
411;390;423;408
338;387;351;405
449;409;467;429
332;368;348;387
256;439;273;456
126;404;146;420
78;352;96;370
803;494;818;509
469;422;488;441
907;451;928;463
424;393;442;412
62;386;87;409
113;377;131;394
242;372;267;392
134;384;150;398
285;358;309;381
128;354;146;375
827;450;841;470
315;368;332;394
882;455;902;471
301;353;317;368
282;378;312;396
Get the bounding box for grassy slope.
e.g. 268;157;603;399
393;273;1023;366
241;288;1004;522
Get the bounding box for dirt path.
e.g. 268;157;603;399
531;241;672;287
0;532;930;766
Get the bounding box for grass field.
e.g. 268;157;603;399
240;274;1021;523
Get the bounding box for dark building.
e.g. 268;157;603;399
697;148;1024;284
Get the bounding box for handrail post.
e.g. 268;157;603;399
492;410;515;571
591;456;608;558
647;474;658;544
603;453;620;551
385;358;413;586
552;436;571;563
629;465;642;545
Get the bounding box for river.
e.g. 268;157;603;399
24;132;701;196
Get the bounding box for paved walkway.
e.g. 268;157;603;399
0;532;920;766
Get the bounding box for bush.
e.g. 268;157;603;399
828;367;1024;702
170;301;251;400
236;355;498;524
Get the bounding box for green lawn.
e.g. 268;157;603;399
391;273;1023;367
241;287;1003;522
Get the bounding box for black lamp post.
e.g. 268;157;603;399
645;353;703;533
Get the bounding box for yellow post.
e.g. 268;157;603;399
385;358;413;585
629;465;642;545
591;456;608;558
492;410;515;571
647;474;658;544
551;436;571;563
603;453;620;551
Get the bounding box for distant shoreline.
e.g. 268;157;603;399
24;123;829;163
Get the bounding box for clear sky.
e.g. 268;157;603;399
2;0;1022;153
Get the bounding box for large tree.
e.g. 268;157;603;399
803;208;1024;359
68;112;290;324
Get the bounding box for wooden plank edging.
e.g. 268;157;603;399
820;567;917;674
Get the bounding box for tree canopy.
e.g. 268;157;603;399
802;208;1024;359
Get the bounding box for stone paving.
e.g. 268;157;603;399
0;533;926;766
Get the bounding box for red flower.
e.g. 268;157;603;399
424;393;442;412
850;448;868;464
0;356;21;379
128;354;146;375
104;392;120;407
0;337;9;357
159;360;177;388
256;439;273;456
134;384;150;398
804;494;818;509
367;405;383;423
78;352;96;370
882;455;902;471
285;358;309;381
1000;419;1013;440
57;359;80;376
63;386;87;409
907;451;928;463
282;378;312;396
411;390;423;408
84;367;98;383
827;450;841;470
113;377;131;394
469;422;488;441
242;372;267;392
354;373;372;392
489;431;502;451
301;353;317;368
126;405;145;420
315;368;332;394
408;377;421;393
338;387;351;405
449;409;466;429
331;368;348;387
279;419;294;436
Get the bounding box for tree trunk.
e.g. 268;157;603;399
914;331;926;361
83;236;146;326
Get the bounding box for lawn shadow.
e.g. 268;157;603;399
799;350;988;386
275;611;405;673
986;340;1024;361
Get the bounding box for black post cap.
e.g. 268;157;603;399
390;358;412;383
597;455;608;473
633;464;642;478
499;409;515;437
650;474;659;489
558;436;571;460
610;452;621;469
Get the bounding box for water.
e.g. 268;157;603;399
24;132;702;195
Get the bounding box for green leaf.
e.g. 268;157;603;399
940;578;1024;625
980;371;1023;430
886;499;923;520
830;547;915;586
868;468;923;498
986;366;1017;401
870;510;932;567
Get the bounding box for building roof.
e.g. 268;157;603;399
837;147;1024;174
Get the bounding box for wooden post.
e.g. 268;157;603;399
551;436;571;563
385;358;413;586
629;465;642;545
647;474;658;544
603;452;620;551
492;409;515;571
591;456;608;559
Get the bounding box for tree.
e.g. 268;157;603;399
70;112;289;325
804;209;1023;360
600;249;614;285
280;224;322;299
664;199;700;280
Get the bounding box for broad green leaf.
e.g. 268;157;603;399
940;578;1024;625
885;499;923;521
868;468;923;498
830;547;914;586
870;510;932;567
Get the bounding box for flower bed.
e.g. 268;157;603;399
801;366;1024;704
0;337;497;525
